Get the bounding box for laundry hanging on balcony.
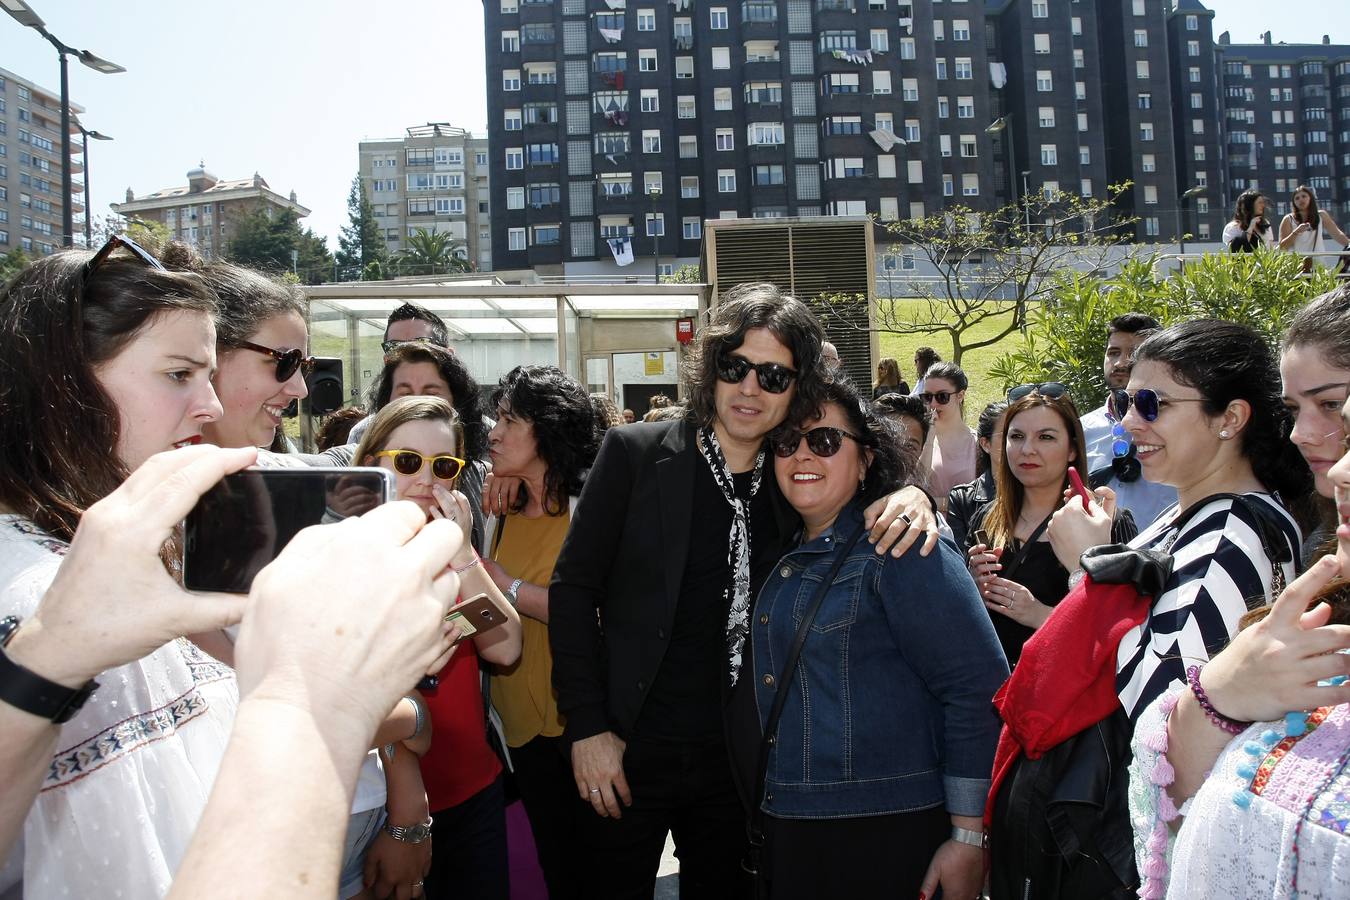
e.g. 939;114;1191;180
989;62;1007;89
668;0;690;9
607;237;635;266
599;26;624;43
604;0;627;8
831;48;874;65
898;17;913;34
869;129;898;152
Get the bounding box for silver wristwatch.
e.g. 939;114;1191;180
504;577;524;609
384;816;434;844
951;825;988;849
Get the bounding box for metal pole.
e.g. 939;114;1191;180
651;191;660;284
57;46;73;247
81;127;91;246
1177;199;1186;257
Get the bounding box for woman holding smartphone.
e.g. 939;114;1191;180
966;385;1135;665
0;237;241;899
356;395;522;899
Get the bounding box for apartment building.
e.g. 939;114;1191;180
0;66;85;256
359;123;493;272
110;164;309;260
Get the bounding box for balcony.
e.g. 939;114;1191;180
743;56;782;79
521;40;558;63
673;33;694;51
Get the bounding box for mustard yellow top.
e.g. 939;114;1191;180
489;510;571;748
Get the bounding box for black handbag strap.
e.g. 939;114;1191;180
748;524;868;853
1000;512;1054;581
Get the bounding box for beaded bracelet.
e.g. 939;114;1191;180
453;552;482;574
1185;664;1252;735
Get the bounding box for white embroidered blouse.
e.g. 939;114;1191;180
0;515;238;899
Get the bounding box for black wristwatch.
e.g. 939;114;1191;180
0;616;99;723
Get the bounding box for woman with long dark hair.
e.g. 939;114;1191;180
919;361;979;512
1279;184;1350;272
947;400;1007;549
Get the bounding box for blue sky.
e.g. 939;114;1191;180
2;0;1347;248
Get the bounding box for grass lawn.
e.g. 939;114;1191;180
874;298;1029;428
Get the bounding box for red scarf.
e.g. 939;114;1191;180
984;576;1151;826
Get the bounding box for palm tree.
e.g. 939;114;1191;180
394;227;472;276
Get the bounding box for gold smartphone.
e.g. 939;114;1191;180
445;591;511;642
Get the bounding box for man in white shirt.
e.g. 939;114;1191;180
1081;313;1177;531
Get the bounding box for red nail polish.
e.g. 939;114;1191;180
918;893;927;900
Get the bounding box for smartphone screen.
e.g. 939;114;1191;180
183;467;394;593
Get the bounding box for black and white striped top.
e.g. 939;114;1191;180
1114;493;1301;718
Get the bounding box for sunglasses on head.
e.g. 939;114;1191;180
375;449;466;482
716;354;797;394
1007;382;1068;403
1109;388;1204;423
919;390;955;405
82;234;166;287
770;425;859;458
235;340;317;383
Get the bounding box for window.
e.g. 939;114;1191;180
642;130;661;153
827;115;862;135
872;71;892;94
1042;181;1059;200
710;6;728;28
1186;14;1198;30
1036;70;1052;92
503;69;521;91
1189;66;1201;83
902;78;919;101
712;46;731;68
715;128;735;151
962;174;979;196
1132;0;1145;14
1191;92;1203;110
683;217;702;239
749;122;785;144
942;174;954;196
521;23;554;43
821;29;858;51
745;81;782;104
1071;17;1082;35
718;169;737;192
874;112;893;132
1142;186;1160;205
900;38;916;59
506;187;525;209
879;198;899;221
676;57;695;78
1077;113;1089;132
640;90;659;112
1187;40;1199;57
1075;81;1086;100
935;59;947;80
1136;60;1149;79
1141;153;1155;172
679;135;698;157
1133;30;1147;48
753;164;786;184
678;96;696;118
827;73;860;94
508;228;526;251
1079;145;1090;165
1038;106;1055;127
960;134;977;157
939;134;952;157
645;213;664;237
637;8;655;30
1040;144;1057;165
526;183;560;208
870;29;888;52
1194;146;1206;161
527;143;560;164
952;19;969;40
639;49;658;71
828;157;865;178
502;30;520;52
505;148;524;169
904;119;920;142
504;109;523;131
1031;0;1047;16
877;156;896;178
714;87;733;110
1138;93;1151;109
1073;48;1085;69
1192;119;1204;135
1034;33;1050;54
938;97;950;118
532;224;561;245
909;160;925;184
933;20;944;41
1139;122;1154;141
955;58;972;79
957;96;973;118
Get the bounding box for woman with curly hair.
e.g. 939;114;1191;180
735;377;1007;899
480;365;599;899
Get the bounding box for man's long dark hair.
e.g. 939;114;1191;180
682;282;826;431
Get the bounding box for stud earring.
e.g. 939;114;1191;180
1219;430;1231;439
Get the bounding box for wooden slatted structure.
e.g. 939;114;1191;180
702;217;878;390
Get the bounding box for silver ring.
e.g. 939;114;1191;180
589;787;600;794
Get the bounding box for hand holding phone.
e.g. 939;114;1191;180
444;591;511;643
1066;468;1093;513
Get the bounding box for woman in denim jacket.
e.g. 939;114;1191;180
742;377;1009;899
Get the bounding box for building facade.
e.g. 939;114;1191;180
110;164;310;260
358;124;492;273
481;0;1348;273
0;66;85;257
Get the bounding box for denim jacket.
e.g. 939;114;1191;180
751;501;1009;820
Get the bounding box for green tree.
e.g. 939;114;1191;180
226;204;332;284
90;214;173;254
0;247;30;286
989;249;1341;411
392;227;470;276
818;185;1139;366
661;263;703;284
335;176;388;281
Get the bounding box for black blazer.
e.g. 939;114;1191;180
549;418;796;743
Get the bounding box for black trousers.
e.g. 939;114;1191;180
509;734;586;900
576;735;748;900
423;776;509;900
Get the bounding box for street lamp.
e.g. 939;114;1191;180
985;115;1022;233
648;187;662;284
1177;185;1205;257
74;122;112;246
3;0;125;247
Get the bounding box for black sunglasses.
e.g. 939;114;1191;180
82;234;166;286
1007;382;1068;403
771;425;859;458
716;354;797;394
919;390;955;405
235;339;317;383
1109;388;1204;422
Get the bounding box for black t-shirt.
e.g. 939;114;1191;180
633;459;779;741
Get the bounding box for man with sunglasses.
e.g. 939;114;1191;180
1079;314;1176;530
549;283;939;898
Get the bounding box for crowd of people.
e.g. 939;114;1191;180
1225;184;1350;273
2;232;1350;900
